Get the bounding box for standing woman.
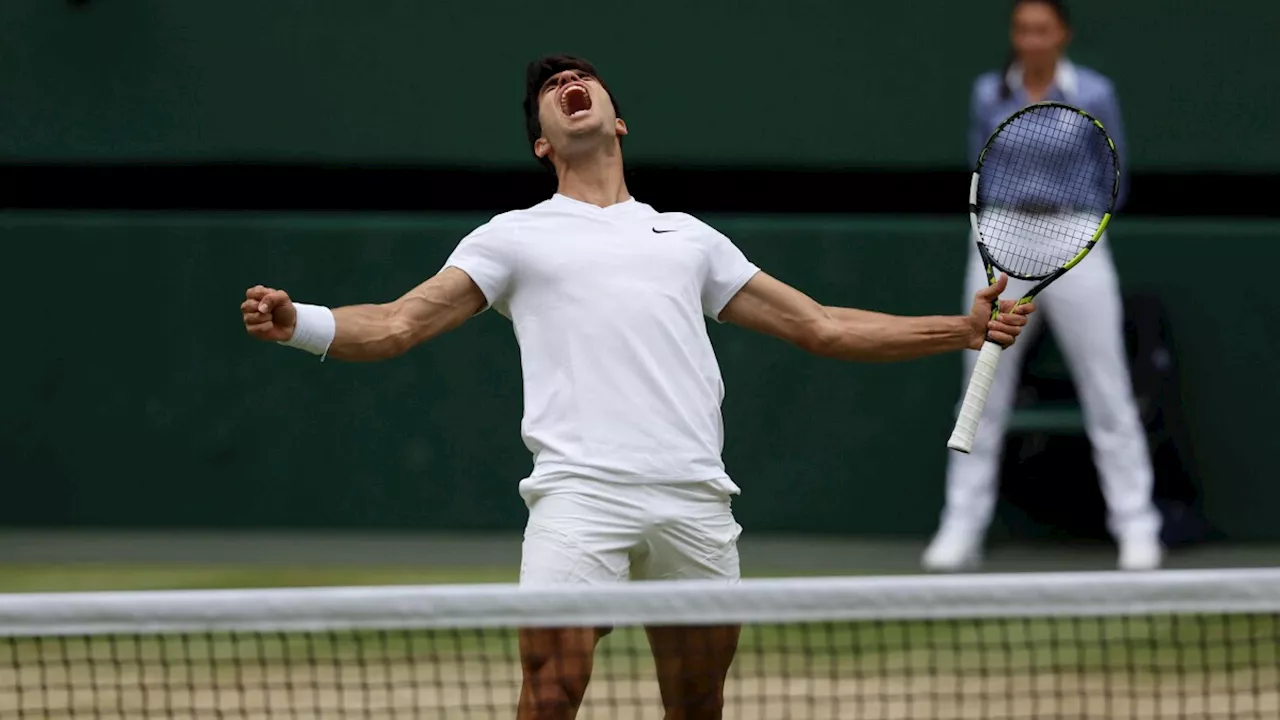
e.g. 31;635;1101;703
923;0;1163;572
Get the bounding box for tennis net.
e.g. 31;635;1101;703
2;568;1278;718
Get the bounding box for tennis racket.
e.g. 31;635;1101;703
947;101;1120;454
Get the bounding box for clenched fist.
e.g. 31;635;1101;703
242;285;297;342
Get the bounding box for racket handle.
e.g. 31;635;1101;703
947;341;1004;454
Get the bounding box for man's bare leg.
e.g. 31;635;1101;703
644;624;741;720
517;626;608;719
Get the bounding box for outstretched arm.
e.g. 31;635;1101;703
719;272;1033;362
242;267;487;362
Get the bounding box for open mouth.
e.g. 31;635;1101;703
559;83;593;118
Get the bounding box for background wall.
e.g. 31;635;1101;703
1;0;1276;169
2;214;1275;538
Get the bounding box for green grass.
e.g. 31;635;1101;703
0;564;861;593
0;564;519;593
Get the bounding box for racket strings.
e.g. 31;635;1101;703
976;104;1116;279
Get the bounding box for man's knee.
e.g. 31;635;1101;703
520;680;582;719
664;677;726;719
518;629;598;718
662;661;729;718
523;655;591;699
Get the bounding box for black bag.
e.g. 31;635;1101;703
994;292;1210;547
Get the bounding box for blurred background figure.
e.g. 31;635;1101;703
922;0;1164;573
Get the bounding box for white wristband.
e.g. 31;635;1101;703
278;303;336;359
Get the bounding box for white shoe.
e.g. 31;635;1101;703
922;527;984;572
1118;535;1163;571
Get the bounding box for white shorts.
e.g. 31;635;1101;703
518;475;743;586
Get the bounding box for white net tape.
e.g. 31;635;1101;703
3;568;1280;637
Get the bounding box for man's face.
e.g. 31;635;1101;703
534;69;627;165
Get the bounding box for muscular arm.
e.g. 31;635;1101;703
244;267;488;362
719;272;1029;362
326;268;487;361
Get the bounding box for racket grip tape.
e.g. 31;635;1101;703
946;341;1004;453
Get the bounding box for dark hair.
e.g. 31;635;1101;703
522;54;623;172
999;0;1071;99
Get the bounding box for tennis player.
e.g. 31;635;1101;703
923;0;1163;574
241;55;1035;720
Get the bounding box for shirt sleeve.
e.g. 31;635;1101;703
440;220;517;312
700;224;760;322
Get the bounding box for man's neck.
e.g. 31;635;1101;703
554;152;630;209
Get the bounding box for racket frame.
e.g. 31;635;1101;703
947;101;1120;454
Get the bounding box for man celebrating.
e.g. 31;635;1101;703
241;55;1034;720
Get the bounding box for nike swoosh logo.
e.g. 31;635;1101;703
652;228;676;234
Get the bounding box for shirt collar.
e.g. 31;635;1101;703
550;193;640;214
1005;57;1079;103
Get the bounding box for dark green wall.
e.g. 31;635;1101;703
2;1;1275;170
2;213;1277;539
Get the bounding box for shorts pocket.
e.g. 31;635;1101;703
519;520;589;586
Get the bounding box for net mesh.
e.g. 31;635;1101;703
975;103;1118;279
2;569;1279;719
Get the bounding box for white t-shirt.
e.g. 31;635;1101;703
442;193;759;491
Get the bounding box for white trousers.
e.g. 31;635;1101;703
939;238;1162;541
